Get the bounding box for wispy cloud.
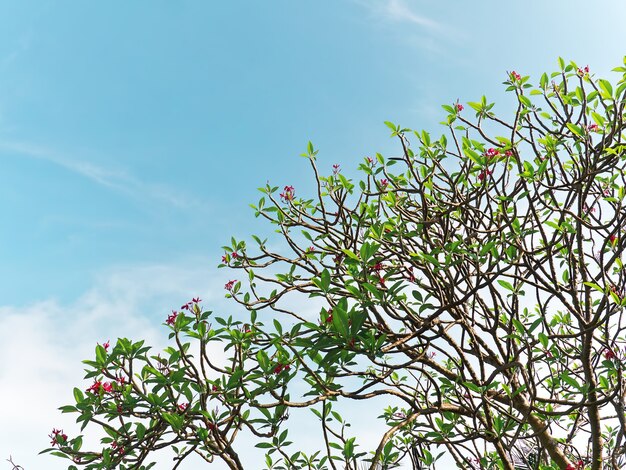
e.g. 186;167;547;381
353;0;440;29
0;140;206;211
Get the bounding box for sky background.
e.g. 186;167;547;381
2;1;626;468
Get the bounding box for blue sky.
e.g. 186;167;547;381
2;1;626;468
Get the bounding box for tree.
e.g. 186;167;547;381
45;58;626;470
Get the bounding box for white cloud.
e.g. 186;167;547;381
0;261;230;469
0;261;407;469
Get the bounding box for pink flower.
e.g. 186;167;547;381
86;380;103;394
380;179;389;188
102;382;113;393
485;148;499;159
609;234;618;244
478;170;492;181
371;262;383;272
332;164;340;175
49;428;68;447
577;65;590;76
166;310;178;326
225;280;236;291
587;123;599;132
366;156;374;166
192;297;202;303
583;203;596;214
280;185;295;202
510;71;521;81
604;349;616;360
273;363;291;374
565;461;584;470
504;150;513;157
456;103;463;112
231;252;238;259
221;254;228;263
178;402;189;412
102;340;110;352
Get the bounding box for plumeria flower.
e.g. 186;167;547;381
332;164;340;174
456;102;464;112
49;428;68;447
273;363;291;374
166;310;178;326
510;71;521;81
577;65;590;76
582;203;596;214
485;148;499;159
279;185;295;202
86;380;104;394
478;169;492;181
224;280;236;291
604;349;617;360
380;179;389;188
102;340;110;352
565;460;584;470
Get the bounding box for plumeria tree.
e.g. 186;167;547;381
44;58;626;470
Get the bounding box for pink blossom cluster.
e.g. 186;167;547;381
280;185;295;202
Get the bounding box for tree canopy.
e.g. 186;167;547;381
45;58;626;470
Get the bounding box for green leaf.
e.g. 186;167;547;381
341;248;360;261
273;319;283;336
583;281;605;294
162;412;184;431
320;269;331;292
512;318;525;335
497;280;514;292
519;95;532;107
528;318;542;334
561;371;580;391
566;123;584;137
136;423;146;440
73;387;84;404
598;79;613;98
